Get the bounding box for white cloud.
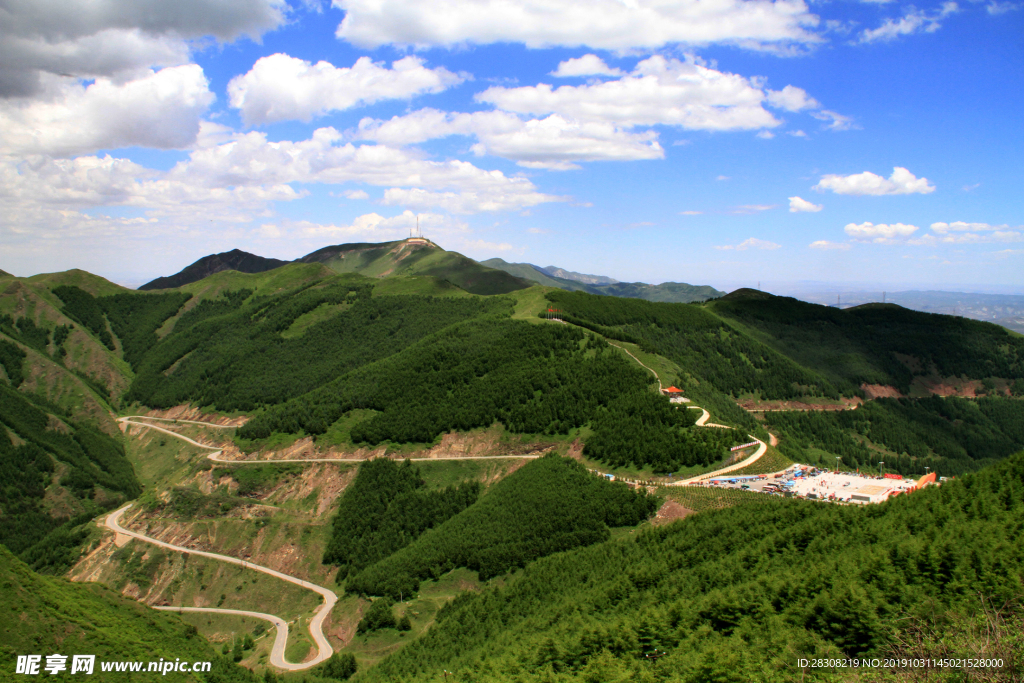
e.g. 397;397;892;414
357;109;664;168
332;0;821;51
477;55;783;131
858;2;958;43
987;1;1019;14
228;54;464;126
731;204;776;214
809;240;850;250
715;237;781;250
261;211;464;241
844;222;919;242
342;189;369;200
788;129;808;137
766;85;819;112
552;55;623;78
789;196;822;212
911;222;1024;245
680;210;703;215
757;130;775;139
931;221;1011;233
810;109;856;131
716;175;731;181
0;0;286;98
0;65;214;156
814;167;935;195
527;227;548;234
380;187;558;214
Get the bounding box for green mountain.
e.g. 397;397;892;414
139;249;288;291
142;240;533;297
299;240;532;295
0;546;254;683
344;454;658;600
359;451;1024;682
5;253;1024;683
482;258;723;302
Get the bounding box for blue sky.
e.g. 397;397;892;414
1;0;1021;292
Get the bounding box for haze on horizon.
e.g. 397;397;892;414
0;0;1020;292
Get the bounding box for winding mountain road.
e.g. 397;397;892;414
103;504;337;670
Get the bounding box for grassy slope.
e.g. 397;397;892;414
0;276;133;413
1;545;253;682
312;242;533;296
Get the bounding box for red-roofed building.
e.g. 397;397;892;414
662;386;684;397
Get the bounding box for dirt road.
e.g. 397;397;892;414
103;505;337;671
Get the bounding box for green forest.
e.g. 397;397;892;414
358;451;1024;682
0;380;139;574
344;455;659;600
324;459;481;580
765;396;1024;476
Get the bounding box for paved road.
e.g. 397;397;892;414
153;607;292;665
104;504;337;671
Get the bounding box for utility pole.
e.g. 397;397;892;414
879;461;884;477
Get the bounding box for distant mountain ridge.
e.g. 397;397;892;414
140;242;721;302
482;258;723;303
538;265;618;285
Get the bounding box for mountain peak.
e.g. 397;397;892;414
139;249;288;290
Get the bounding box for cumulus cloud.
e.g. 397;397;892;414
844;222;919;242
0;126;564;239
766;85;819;112
332;0;821;51
0;65;214;156
478;55;783;131
814;167;935;195
0;0;286;97
228;54;464;126
342;189;369;199
809;240;850;250
552;55;624;78
355;55;843;169
357;109;663;169
789;196;822;212
858;2;958;43
714;237;782;250
261;211;464;241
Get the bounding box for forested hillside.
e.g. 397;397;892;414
0;546;255;683
324;459;481;580
765;396;1024;476
707;292;1024;394
0;378;139;574
344;455;658;600
358;452;1024;682
545;289;843;400
128;277;507;411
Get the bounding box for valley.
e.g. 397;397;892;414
2;239;1024;682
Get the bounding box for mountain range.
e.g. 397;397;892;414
138;240;724;303
3;237;1024;683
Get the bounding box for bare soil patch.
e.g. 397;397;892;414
652;500;695;526
861;384;903;399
